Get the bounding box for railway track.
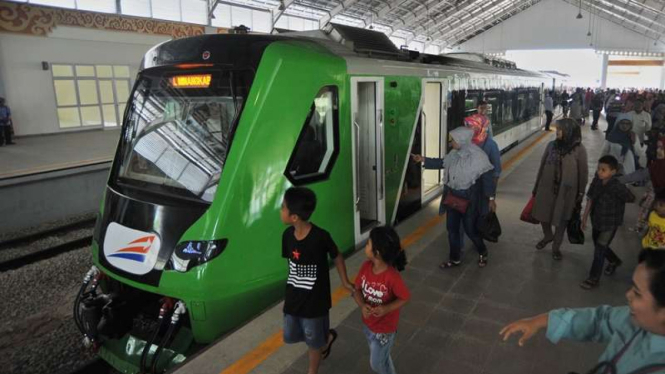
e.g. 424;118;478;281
0;219;95;272
0;236;93;272
0;218;95;250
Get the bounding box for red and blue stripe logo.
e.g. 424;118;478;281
108;235;156;263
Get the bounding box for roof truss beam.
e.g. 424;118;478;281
441;0;532;46
428;0;513;41
320;0;363;28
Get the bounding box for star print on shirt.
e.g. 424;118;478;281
292;249;301;260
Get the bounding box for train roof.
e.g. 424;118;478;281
141;27;547;81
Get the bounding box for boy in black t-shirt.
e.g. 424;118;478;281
280;187;354;374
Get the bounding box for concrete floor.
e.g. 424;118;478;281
0;129;120;178
175;116;643;374
280;119;640;374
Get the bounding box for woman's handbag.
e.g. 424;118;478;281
567;202;585;245
520;196;539;224
478;212;502;243
443;193;469;214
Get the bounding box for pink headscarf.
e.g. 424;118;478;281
464;113;489;145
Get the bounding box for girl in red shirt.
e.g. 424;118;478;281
353;226;410;374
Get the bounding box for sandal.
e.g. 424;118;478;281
604;261;622;276
478;254;488;268
322;329;337;359
552;249;563;261
579;278;599;290
536;238;554;250
439;260;461;270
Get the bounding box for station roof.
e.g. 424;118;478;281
212;0;665;49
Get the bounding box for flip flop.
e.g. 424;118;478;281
322;329;337;359
536;238;553;250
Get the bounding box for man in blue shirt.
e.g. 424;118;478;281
0;97;14;146
500;249;665;374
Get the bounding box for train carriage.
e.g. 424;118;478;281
74;25;550;373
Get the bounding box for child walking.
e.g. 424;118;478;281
280;187;354;374
642;191;665;250
353;226;410;374
581;155;636;289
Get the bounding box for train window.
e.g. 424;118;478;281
483;93;502;134
517;92;528;121
502;91;514;128
465;92;479;116
115;69;253;203
285;86;339;185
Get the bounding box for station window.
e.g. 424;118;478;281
285;86;339;185
51;64;132;129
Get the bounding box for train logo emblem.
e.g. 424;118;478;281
202;51;211;60
103;223;161;275
108;235;157;263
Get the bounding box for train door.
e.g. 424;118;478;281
421;81;447;203
351;77;385;243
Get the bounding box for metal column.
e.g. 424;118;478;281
600;54;609;89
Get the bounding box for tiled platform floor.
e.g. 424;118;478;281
282;117;642;374
0;129;119;177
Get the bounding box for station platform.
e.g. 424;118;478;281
174;117;639;374
0;129;120;179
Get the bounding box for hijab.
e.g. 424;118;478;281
551;119;581;195
554;118;579;155
649;136;665;190
464;113;490;145
607;113;634;156
443;127;494;191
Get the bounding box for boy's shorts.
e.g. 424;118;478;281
283;313;329;349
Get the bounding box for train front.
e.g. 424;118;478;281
73;35;276;374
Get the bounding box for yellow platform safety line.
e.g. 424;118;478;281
220;129;552;374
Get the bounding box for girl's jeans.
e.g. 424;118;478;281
363;325;397;374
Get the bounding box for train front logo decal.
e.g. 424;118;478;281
104;223;161;275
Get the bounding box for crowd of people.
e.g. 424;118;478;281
278;93;665;374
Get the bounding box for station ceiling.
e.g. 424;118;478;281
210;0;665;49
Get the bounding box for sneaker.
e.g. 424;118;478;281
579;278;599;290
604;261;622;276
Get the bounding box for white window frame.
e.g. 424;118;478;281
51;63;132;130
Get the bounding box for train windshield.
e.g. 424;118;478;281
116;68;252;203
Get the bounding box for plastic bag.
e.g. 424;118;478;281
479;212;502;243
567;203;585;245
520;196;539;224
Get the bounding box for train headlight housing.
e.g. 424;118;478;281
169;239;228;272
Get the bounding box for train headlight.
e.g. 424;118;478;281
169;239;228;272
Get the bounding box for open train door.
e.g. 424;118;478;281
351;77;386;244
421;80;448;204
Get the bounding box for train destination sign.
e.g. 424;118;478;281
170;74;212;88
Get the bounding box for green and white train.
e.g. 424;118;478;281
74;24;550;373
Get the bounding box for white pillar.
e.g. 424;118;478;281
660;62;665;90
600;54;609;89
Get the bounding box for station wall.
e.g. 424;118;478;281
0;26;169;136
457;0;665;53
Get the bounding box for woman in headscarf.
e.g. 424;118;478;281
413;127;495;268
604;114;638;174
465;101;501;215
531;118;589;260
